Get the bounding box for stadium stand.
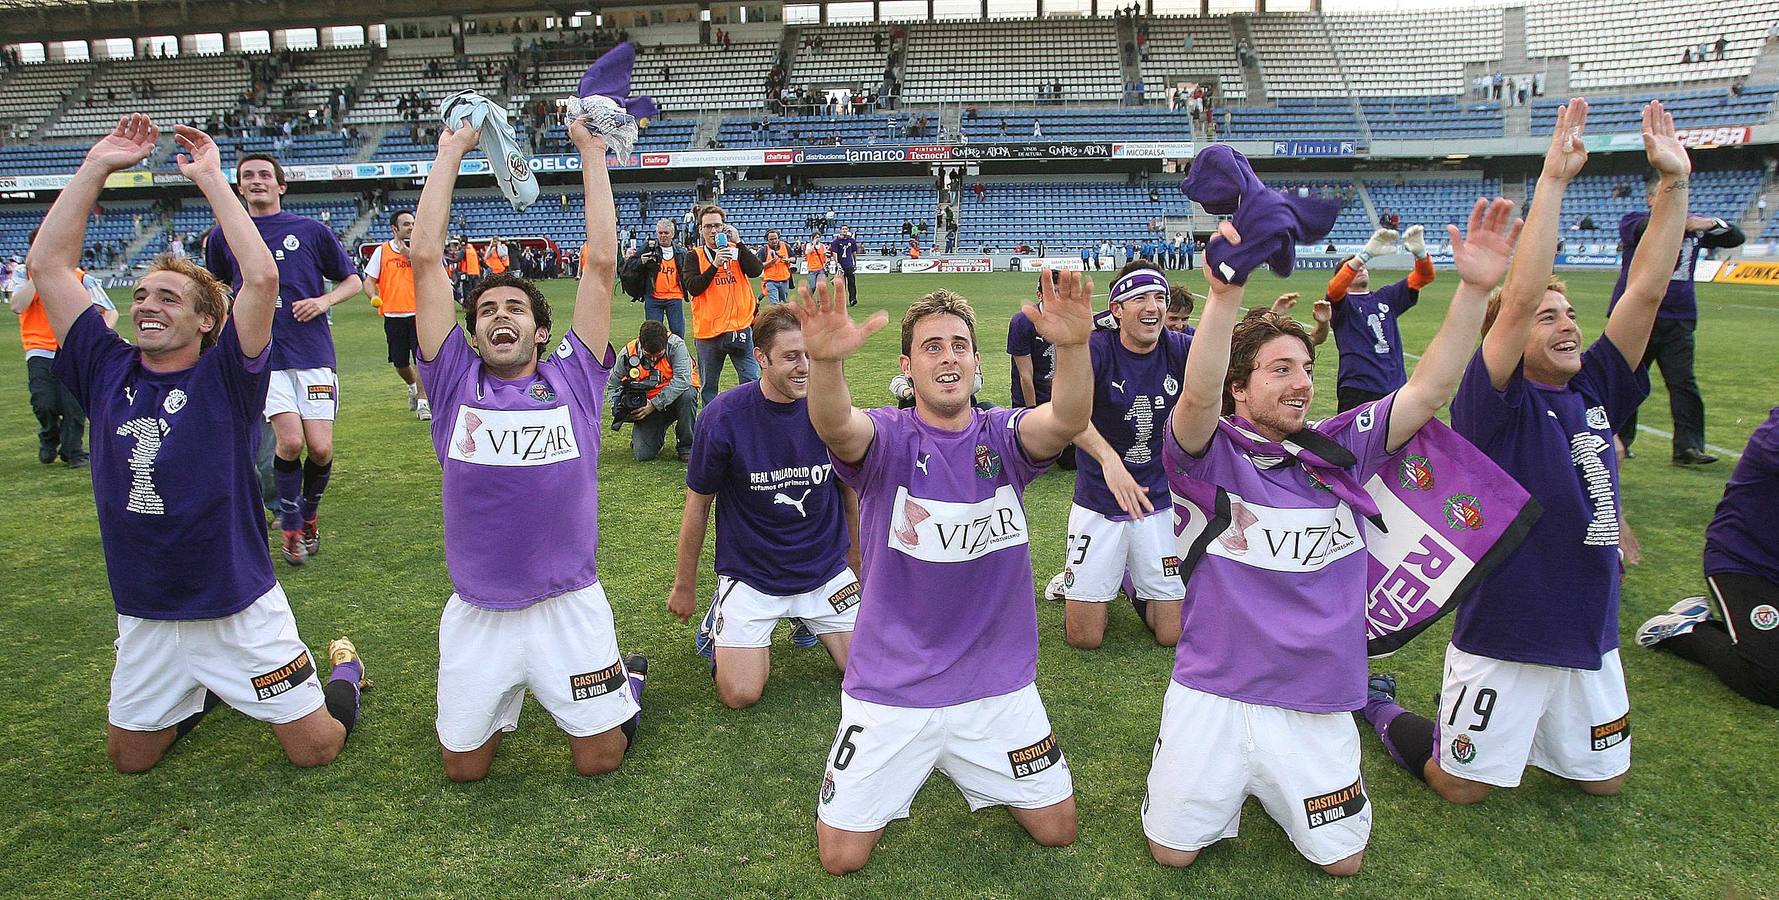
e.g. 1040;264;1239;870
345;53;507;125
1134;17;1246;102
717;114;913;149
1324;8;1504;98
46;54;250;139
1363;97;1504;139
1526;169;1763;235
1531;85;1779;133
1525;0;1779;91
1220;99;1361;141
957;180;1193;250
0;142;135;177
1245;14;1345;101
0;61;94;139
1364;176;1507;233
787;25;895;97
900;19;1123;105
959;109;1191;143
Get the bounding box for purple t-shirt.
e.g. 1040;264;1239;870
204;211;357;370
834;406;1052;707
1607;211;1701;321
1704;407;1779;585
417;327;614;609
1329;279;1419;395
686;382;850;595
1449;341;1649;668
1075;328;1191;520
52;306;277;620
1005;309;1054;407
1164;395;1398;712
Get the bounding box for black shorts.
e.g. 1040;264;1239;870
384;315;419;367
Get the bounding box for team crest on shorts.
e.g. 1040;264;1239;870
1062;567;1076;589
307;384;337;403
1302;778;1367;829
1007;732;1063;779
1750;604;1779;631
162;388;187;415
1450;734;1477;764
1590;714;1630;751
569;660;627;701
250;651;315;701
528;381;556;404
1443;494;1484;530
1398;454;1435;491
820;769;837;804
974;444;1002;480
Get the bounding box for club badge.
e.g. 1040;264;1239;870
1450;734;1476;764
974;444;1002;480
1444;494;1484;530
1398;454;1434;491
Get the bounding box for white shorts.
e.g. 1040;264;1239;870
109;583;325;731
436;581;640;753
1434;645;1630;788
264;367;339;421
710;568;859;649
1143;681;1370;867
1061;504;1184;602
817;683;1074;832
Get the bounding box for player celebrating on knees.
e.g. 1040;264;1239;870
794;270;1092;875
33;117;366;772
1362;100;1688;804
203;154;361;567
1058;261;1192;649
667;304;863;709
365;209;431;421
1324;225;1437;412
1146;196;1521;874
409;107;645;782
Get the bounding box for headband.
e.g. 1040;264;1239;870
1110;270;1170;306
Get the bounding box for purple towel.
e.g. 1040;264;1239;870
1181;144;1342;285
579;42;659;121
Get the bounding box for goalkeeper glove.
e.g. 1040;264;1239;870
1401;225;1427;259
1355;228;1398;266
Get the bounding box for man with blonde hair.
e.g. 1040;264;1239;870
33;116;366;773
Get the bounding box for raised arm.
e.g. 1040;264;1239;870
1389;198;1522;451
410;125;483;359
1169;223;1246;456
173;125;278;356
791;276;884;464
1482;98;1587;389
25;115;157;343
1016;268;1094;459
569;118;616;353
1603;101;1691;366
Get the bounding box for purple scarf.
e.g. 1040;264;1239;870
578;42;659;122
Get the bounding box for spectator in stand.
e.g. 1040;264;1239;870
1715;34;1729;60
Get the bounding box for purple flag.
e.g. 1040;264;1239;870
1317;409;1542;657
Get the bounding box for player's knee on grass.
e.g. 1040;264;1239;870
1147;839;1199;868
106;727;174;774
716;676;765;710
1148;600;1183;647
1013;800;1078;847
1320;850;1364;877
816;823;879;876
1577;772;1627;796
1425;762;1492;805
441;741;498;783
274;712;346;768
1064;602;1107;649
569;729;629;777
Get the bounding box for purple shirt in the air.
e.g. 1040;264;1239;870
687;382;850;594
1450;341;1649;668
1163;395;1398;712
1704;407;1779;586
1075;328;1190;520
53;306;277;620
835;406;1052;707
204;210;356;370
1330;279;1419;395
1006;309;1054;407
828;235;859;271
418;327;614;609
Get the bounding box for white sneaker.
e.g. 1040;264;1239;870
417;399;432;421
1044;571;1067;602
408;383;419;410
1636;596;1711;647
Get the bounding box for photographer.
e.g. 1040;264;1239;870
685;204;764;405
617;218;692;338
606;319;698;462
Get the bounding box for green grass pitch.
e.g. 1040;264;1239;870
0;269;1773;897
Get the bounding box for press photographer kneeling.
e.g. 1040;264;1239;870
607;319;698;462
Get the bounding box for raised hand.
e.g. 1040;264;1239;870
790;275;885;362
1448;197;1523;290
84;114;158;173
1641;100;1691;178
172;124;222;182
1540;98;1589;183
1025;267;1093;347
1311;298;1333;325
438;123;482;156
1269;291;1301;316
1361;228;1399;260
1401;224;1426;257
567;115;607;155
1201;220;1244;300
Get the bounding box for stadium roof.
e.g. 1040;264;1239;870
0;0;570;43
